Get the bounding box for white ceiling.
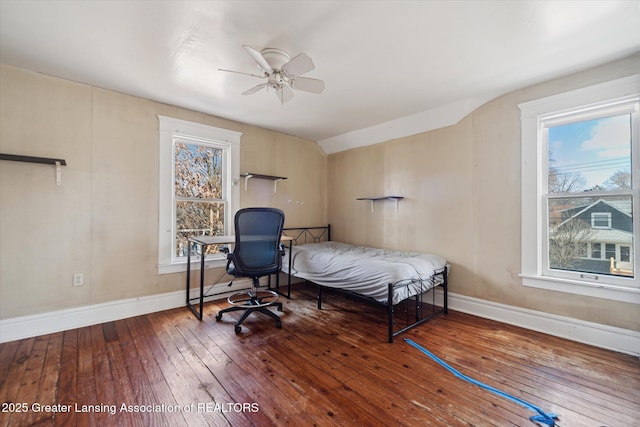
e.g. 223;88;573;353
1;1;639;153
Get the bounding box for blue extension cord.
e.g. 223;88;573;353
404;338;559;426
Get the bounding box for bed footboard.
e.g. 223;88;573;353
387;266;448;343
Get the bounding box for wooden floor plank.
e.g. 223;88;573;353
75;327;98;427
1;284;638;427
101;321;145;427
12;335;49;427
0;337;35;427
54;330;78;427
89;324;117;426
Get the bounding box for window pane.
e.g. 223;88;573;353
548;195;633;277
620;246;630;262
605;244;616;260
548;114;631;194
175;201;225;257
175;142;223;199
591;213;611;229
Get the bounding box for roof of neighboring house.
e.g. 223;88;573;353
589;228;634;245
549;226;633;245
560;198;632;221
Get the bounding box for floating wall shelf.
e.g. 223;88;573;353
240;173;287;193
357;196;404;212
0;153;67;185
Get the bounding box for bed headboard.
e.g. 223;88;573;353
283;225;330;245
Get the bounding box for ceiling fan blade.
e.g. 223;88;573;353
243;45;273;72
242;83;268;96
275;84;295;104
290;77;325;94
219;68;266;79
281;52;315;76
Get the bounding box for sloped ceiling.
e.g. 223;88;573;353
1;1;639;153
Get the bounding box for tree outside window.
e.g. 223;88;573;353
174;141;226;258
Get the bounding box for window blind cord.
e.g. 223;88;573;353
404;338;559;426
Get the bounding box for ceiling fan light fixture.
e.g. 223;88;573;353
259;48;291;70
221;45;325;104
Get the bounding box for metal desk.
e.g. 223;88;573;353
186;235;293;320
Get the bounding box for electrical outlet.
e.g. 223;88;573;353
73;273;84;287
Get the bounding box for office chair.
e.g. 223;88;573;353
215;207;285;334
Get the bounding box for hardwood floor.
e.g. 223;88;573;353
1;284;638;427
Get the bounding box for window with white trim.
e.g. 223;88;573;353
591;212;611;229
158;116;241;274
519;75;639;303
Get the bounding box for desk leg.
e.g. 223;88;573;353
198;248;205;320
287;240;292;298
186;241;205;320
186;243;191;308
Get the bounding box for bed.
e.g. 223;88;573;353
281;225;448;342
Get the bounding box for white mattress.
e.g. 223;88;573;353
282;241;447;304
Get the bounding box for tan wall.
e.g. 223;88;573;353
327;54;640;331
0;65;326;319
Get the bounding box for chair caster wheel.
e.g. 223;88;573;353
276;321;282;329
234;325;242;334
215;313;222;321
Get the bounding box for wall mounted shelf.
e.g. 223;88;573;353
0;153;67;185
240;173;287;193
357;196;404;212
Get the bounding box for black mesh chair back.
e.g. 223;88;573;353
215;207;286;334
232;208;285;278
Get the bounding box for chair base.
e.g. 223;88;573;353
216;289;282;333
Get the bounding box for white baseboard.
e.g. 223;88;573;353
0;279;253;343
437;290;639;357
2;286;638;357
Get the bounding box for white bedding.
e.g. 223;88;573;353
282;241;447;304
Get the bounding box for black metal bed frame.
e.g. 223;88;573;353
282;225;448;343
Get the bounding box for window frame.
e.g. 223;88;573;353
158;116;241;274
519;75;640;303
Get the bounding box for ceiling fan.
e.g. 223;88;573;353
220;45;325;104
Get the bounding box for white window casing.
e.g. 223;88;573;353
519;75;640;303
157;116;241;274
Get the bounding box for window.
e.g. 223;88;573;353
605;244;616;260
158;116;241;274
591;213;611;229
621;246;631;262
519;75;640;303
174;140;225;258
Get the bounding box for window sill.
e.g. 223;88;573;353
158;257;227;275
520;274;640;304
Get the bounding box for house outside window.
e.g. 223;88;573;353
519;75;639;303
158;116;241;274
